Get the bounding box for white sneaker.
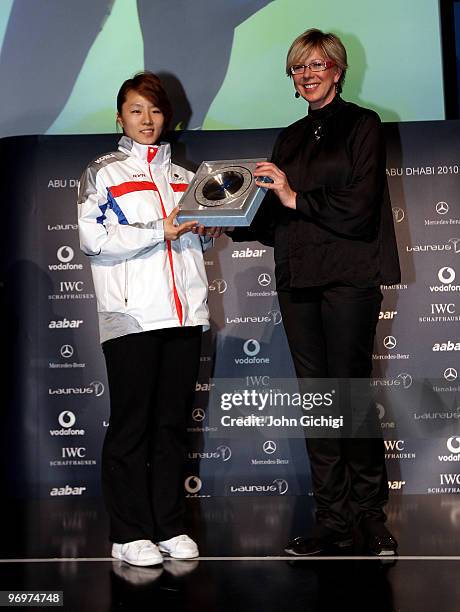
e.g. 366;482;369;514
112;539;163;566
158;534;199;559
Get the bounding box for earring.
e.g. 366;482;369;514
295;91;300;99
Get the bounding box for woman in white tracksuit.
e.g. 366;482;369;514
78;72;219;566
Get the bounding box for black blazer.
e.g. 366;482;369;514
233;96;401;289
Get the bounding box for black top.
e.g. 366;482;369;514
232;95;401;290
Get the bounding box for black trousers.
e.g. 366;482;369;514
101;326;202;543
278;285;388;534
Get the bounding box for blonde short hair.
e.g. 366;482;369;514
286;28;348;93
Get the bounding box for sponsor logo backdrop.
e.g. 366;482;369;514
1;121;459;498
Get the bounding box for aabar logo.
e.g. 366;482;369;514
49;318;83;329
432;341;460;352
50;485;86;496
232;248;266;258
379;311;397;320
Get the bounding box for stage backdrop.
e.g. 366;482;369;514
1;122;459;500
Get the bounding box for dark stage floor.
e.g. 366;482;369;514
1;495;460;611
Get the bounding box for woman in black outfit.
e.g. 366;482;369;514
231;29;400;556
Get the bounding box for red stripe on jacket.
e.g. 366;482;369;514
109;181;156;198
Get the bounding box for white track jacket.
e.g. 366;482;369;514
78;136;210;343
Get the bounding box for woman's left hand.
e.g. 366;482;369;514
254;162;297;210
192;225;225;238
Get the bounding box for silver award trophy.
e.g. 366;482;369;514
177;159;269;226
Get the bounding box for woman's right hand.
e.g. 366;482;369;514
164;207;198;241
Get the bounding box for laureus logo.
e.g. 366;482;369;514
209;279;227;294
89;381;105;397
392;207;405;223
397;373;413;389
216;445;232;462
448;238;460;254
268;310;283;325
273;479;289;495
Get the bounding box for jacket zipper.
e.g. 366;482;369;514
147;162;184;325
124;259;128;306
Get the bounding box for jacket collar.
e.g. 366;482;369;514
307;94;344;121
118;136;171;166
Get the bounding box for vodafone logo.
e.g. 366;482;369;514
58;411;76;428
243;339;260;357
184;476;202;494
438;267;456;284
57;246;74;263
447;437;460;454
49;246;83;271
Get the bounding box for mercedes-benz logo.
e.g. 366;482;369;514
58;410;76;428
383;335;397;350
60;344;74;359
57;245;74;263
444;367;458;382
392;207;405;223
273;478;289;495
243;339;260;357
436;201;449;215
217;445;232;462
438;267;456;284
192;408;206;422
448;238;460;254
209;278;227;294
397;373;413;389
447;436;460;454
258;272;271;287
184;475;202;494
263;440;277;454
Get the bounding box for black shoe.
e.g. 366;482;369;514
361;520;398;557
285;530;353;557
